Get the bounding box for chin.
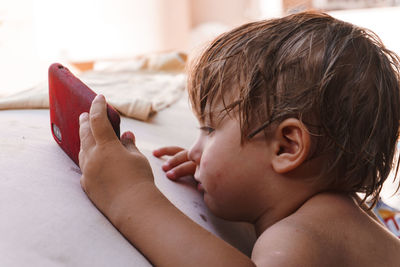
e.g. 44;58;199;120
204;196;248;222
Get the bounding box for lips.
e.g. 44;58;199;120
194;176;205;193
197;182;205;193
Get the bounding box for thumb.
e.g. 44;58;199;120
121;131;138;152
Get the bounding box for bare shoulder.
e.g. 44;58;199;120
251;218;328;267
252;193;400;267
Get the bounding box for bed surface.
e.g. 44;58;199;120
0;94;256;266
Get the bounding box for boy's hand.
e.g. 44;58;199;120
79;95;154;219
153;146;196;180
78;95;253;267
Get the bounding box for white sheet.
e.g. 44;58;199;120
0;94;256;266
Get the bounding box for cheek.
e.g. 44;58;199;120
200;157;225;189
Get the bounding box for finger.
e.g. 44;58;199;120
162;150;189;171
153;146;185;157
79;112;95;151
80;176;89;195
165;161;196;181
80;175;86;193
121;131;138;152
89;94;118;145
78;150;86;170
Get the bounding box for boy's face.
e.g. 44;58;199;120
188;111;276;222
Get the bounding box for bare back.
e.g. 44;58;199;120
252;193;400;267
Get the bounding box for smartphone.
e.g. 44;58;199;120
49;63;120;166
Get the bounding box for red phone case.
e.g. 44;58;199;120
49;63;120;165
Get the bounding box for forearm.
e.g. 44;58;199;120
77;96;253;265
109;182;255;267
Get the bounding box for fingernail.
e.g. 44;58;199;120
79;112;88;122
121;131;134;140
94;94;105;101
162;162;170;171
166;170;175;179
121;132;136;146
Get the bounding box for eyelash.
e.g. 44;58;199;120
199;126;215;135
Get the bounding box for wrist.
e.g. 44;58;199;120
107;181;162;230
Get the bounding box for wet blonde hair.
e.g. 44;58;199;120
188;11;400;206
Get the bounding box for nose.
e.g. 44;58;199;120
188;136;202;165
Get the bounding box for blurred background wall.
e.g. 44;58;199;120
0;0;399;95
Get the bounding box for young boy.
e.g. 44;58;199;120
78;11;400;266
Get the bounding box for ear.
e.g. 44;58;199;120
271;118;311;174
